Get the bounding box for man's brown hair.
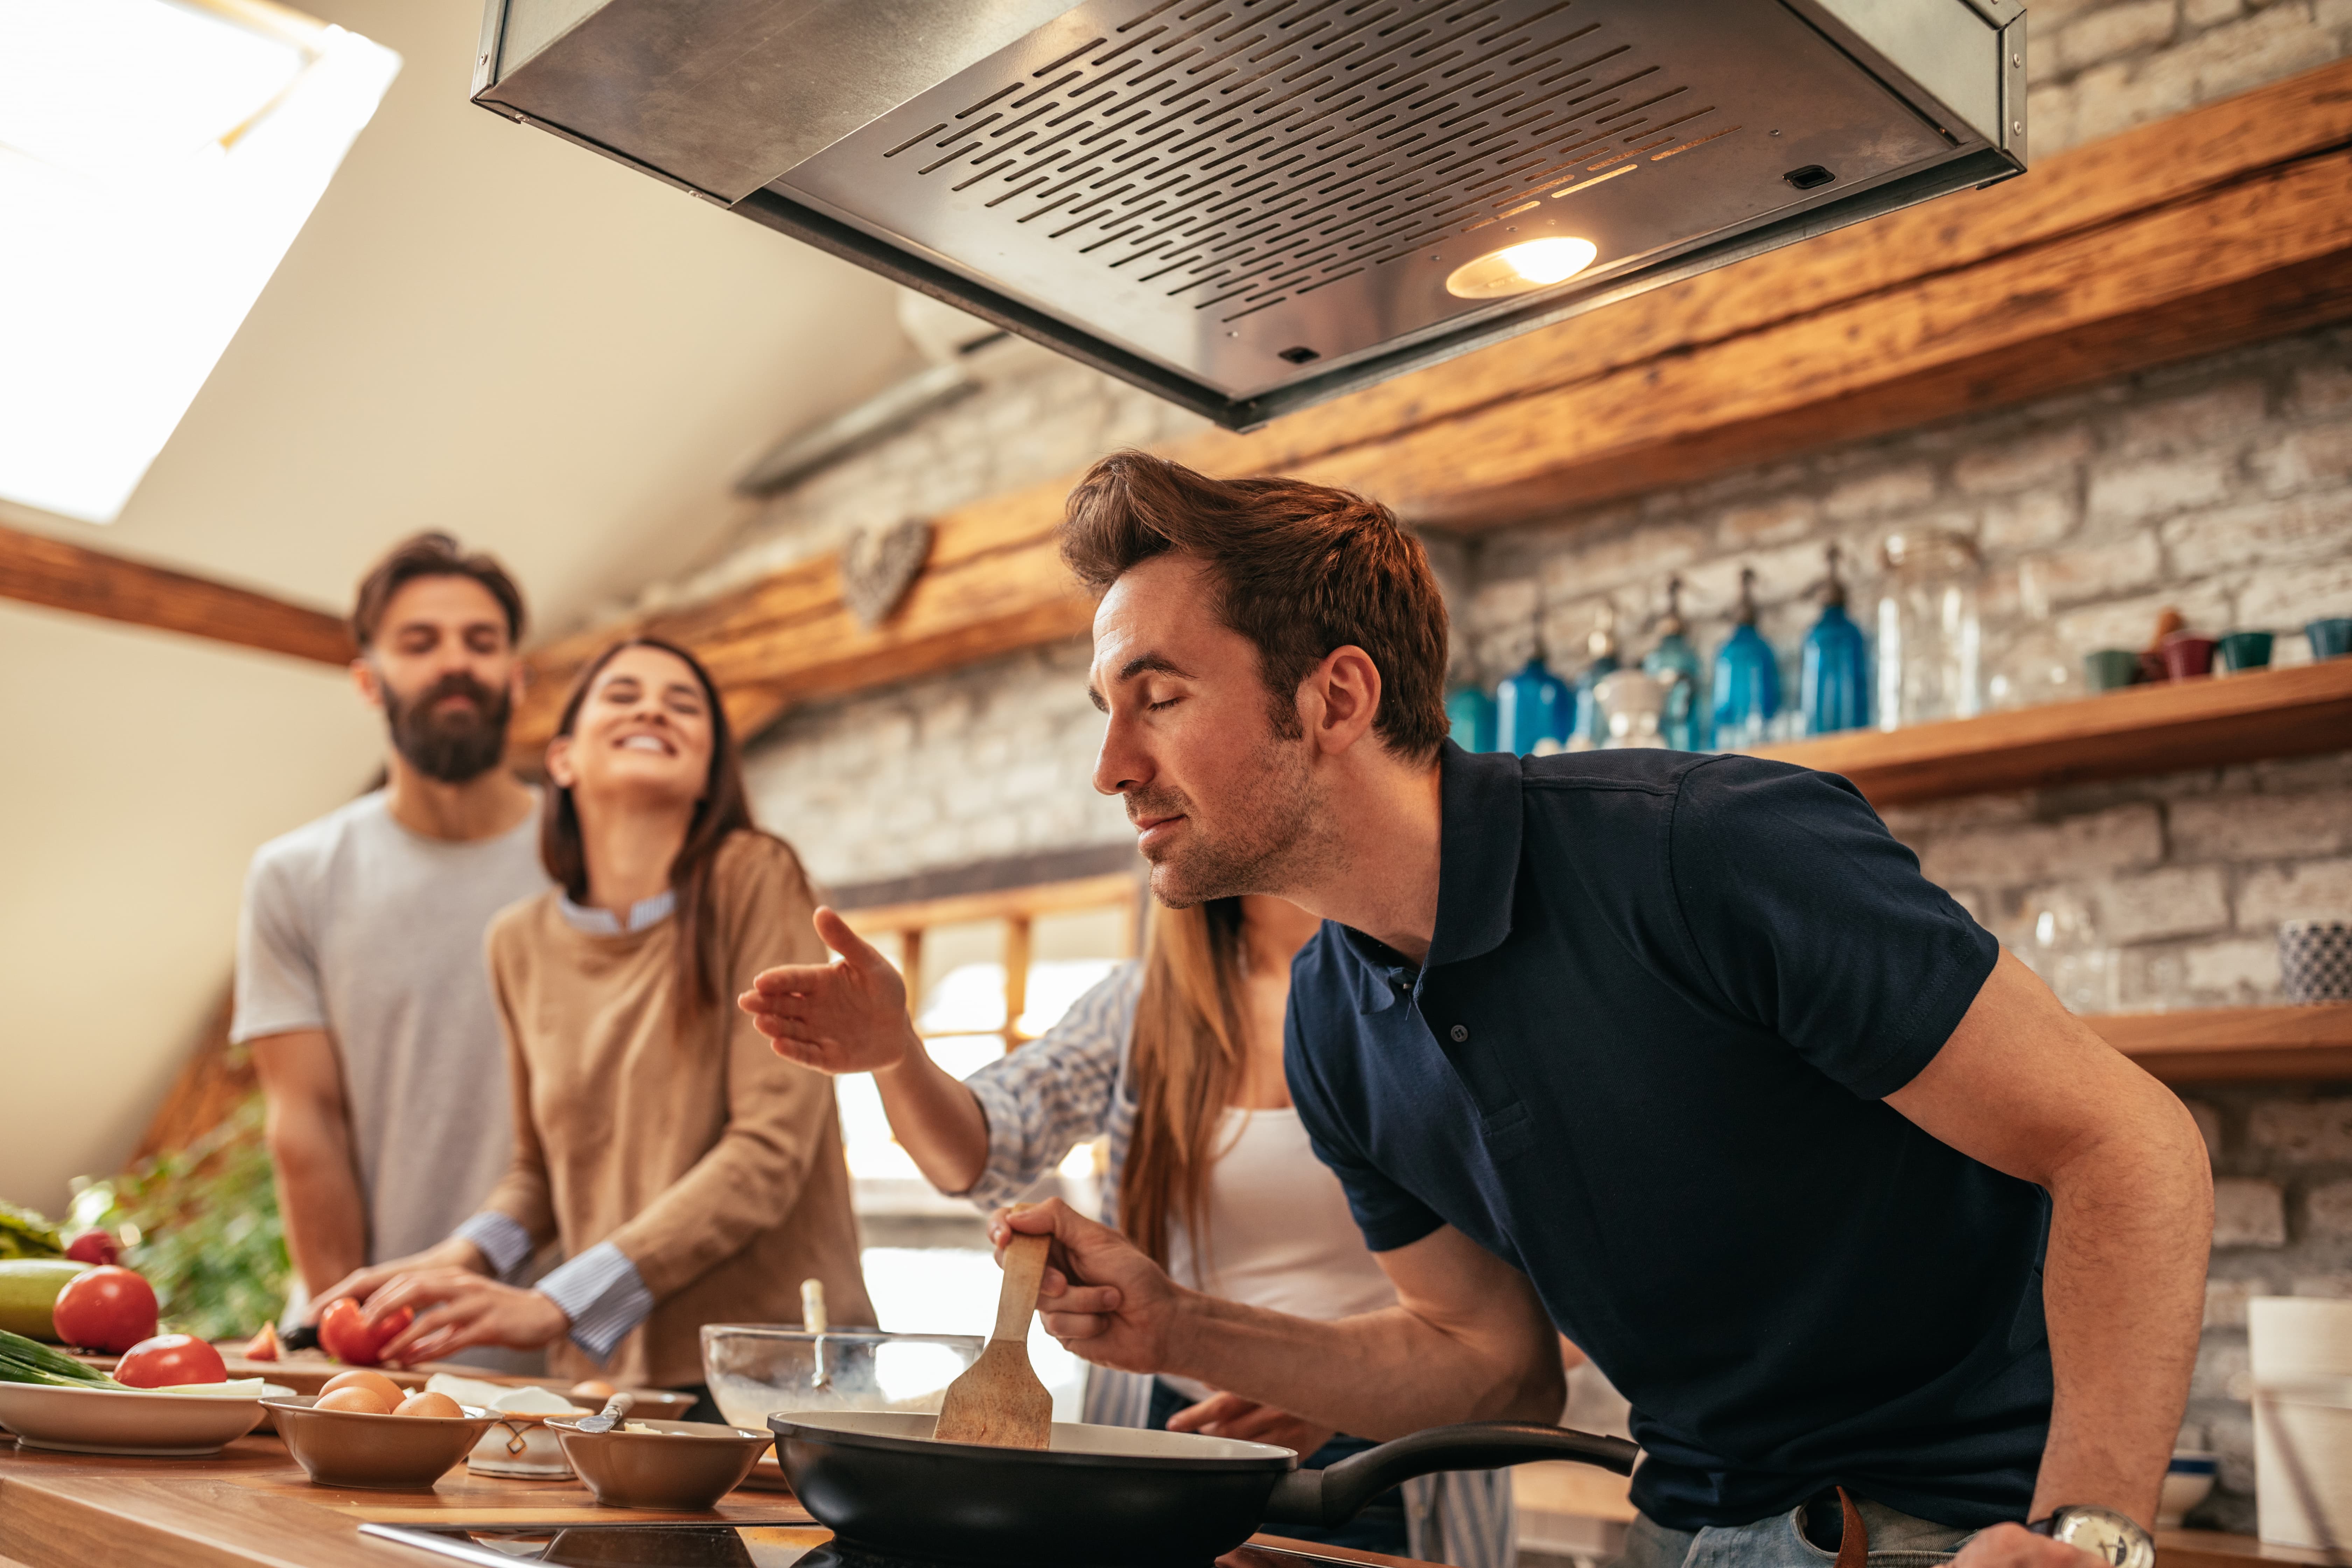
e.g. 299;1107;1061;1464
351;532;527;651
1059;451;1449;760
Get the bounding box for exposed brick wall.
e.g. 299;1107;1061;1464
2183;1087;2352;1521
747;638;1122;889
2026;0;2352;154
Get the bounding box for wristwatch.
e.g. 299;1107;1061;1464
2030;1506;2156;1568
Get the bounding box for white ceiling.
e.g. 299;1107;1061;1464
0;0;926;1216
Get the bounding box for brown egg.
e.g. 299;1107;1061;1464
320;1368;404;1406
570;1379;616;1402
316;1385;393;1415
394;1391;464;1419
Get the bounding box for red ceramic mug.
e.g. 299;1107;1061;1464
2160;632;2218;680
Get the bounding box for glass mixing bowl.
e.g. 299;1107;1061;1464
699;1325;983;1430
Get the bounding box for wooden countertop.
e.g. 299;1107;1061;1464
0;1433;814;1567
2158;1531;2349;1568
0;1432;1422;1568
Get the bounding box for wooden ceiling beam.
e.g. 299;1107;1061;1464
0;520;355;666
499;58;2352;743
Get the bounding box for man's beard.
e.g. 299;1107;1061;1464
382;671;512;784
1131;729;1325;908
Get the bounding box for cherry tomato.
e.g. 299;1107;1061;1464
50;1265;158;1354
317;1297;415;1366
114;1332;226;1388
63;1231;120;1267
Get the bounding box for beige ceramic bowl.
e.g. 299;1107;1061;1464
264;1394;497;1490
547;1417;773;1510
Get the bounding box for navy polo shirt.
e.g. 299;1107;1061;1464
1284;743;2052;1532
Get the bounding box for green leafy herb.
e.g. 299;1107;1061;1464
70;1094;288;1342
0;1200;63;1261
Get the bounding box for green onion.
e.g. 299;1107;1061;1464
0;1327;123;1387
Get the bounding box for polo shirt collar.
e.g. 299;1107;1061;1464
1334;740;1523;1010
1426;740;1523;969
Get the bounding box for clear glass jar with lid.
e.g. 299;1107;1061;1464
1875;531;1982;730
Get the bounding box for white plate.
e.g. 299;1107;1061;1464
0;1380;289;1456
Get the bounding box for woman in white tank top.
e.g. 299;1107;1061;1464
748;895;1516;1568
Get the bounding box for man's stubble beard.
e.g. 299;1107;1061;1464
381;670;514;784
1136;727;1338;909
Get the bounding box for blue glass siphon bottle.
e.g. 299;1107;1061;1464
1446;684;1497;752
1640;575;1707;751
1570;604;1620;748
1800;544;1871;735
1710;567;1782;750
1495;639;1569;756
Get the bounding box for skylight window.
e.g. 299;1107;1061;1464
0;0;399;524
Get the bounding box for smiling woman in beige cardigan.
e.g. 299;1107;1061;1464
316;638;871;1400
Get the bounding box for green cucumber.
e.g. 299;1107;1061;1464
0;1258;92;1340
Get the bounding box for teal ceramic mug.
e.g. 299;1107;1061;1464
2310;618;2352;660
2084;649;2140;692
2216;630;2273;673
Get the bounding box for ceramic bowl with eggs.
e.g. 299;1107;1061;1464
265;1373;496;1490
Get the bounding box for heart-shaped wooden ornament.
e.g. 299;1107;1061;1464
840;518;933;629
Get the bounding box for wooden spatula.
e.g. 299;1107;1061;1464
931;1223;1053;1449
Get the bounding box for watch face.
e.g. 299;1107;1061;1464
2049;1507;2156;1568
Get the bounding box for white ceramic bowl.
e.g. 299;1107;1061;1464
0;1380;287;1457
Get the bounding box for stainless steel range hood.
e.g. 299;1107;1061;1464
472;0;2026;431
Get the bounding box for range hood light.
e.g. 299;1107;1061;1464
1446;237;1602;301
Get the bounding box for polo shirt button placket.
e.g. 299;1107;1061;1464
1449;1024;1469;1042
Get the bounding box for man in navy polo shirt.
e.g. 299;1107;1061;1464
749;453;2212;1568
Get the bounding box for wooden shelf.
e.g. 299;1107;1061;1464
2088;1004;2352;1083
1751;660;2352;806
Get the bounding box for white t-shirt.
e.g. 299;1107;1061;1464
1158;1104;1399;1402
232;791;549;1265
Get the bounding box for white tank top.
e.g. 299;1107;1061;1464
1157;1105;1398;1404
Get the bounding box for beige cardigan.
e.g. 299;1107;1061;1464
481;831;873;1387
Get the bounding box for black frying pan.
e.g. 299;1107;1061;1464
772;1410;1637;1566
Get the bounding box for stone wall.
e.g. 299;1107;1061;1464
2028;0;2352;154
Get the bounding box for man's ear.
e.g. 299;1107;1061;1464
543;734;577;790
351;657;384;710
1305;645;1383;753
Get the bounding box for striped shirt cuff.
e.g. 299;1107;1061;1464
453;1211;535;1280
534;1241;653;1364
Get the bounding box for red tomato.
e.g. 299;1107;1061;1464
317;1297;415;1367
63;1230;120;1266
50;1265;158;1354
114;1333;226;1388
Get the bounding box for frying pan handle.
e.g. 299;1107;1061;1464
1262;1422;1638;1527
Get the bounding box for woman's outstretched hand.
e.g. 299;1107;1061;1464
740;907;922;1075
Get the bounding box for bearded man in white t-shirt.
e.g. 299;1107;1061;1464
234;534;550;1340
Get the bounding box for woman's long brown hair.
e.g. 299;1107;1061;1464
540;637;769;1024
1118;898;1250;1271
